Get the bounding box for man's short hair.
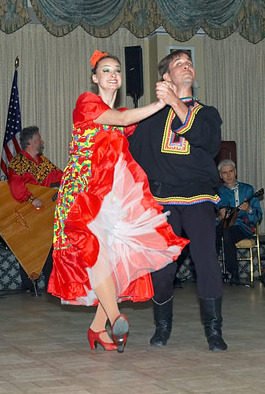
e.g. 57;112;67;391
217;159;236;173
20;126;39;150
158;49;192;78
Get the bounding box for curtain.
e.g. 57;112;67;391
204;33;265;230
0;25;264;232
0;25;145;171
1;0;265;44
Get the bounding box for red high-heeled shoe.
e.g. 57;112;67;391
87;328;117;351
111;314;129;353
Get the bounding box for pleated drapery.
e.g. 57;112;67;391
204;34;265;227
0;25;145;171
1;0;265;44
0;26;264;227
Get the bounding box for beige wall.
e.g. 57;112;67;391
1;27;264;233
143;33;205;103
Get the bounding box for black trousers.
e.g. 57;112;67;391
19;246;53;291
151;202;223;303
216;225;246;275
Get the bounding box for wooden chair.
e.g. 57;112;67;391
235;222;261;283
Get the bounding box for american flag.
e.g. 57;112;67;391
0;69;22;180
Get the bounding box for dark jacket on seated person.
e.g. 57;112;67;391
217;181;262;238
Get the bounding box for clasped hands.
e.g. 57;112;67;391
156;81;176;106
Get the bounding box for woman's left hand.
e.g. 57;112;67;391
239;200;251;212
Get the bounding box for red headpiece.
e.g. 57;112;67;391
90;50;108;68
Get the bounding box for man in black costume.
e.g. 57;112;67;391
129;50;227;351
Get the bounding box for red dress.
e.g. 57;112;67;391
48;92;189;306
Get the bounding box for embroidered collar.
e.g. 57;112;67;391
22;150;42;165
180;96;196;103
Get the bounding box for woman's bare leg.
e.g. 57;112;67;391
89;275;120;343
90;303;108;332
93;275;120;325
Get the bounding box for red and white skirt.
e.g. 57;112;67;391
48;130;189;306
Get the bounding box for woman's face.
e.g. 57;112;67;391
92;58;122;92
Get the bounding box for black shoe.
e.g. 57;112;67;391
230;278;241;286
199;297;228;352
150;299;173;347
207;333;228;352
229;272;240;285
20;285;35;293
150;320;171;347
260;272;265;287
173;277;183;289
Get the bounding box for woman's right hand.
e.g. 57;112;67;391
155;98;166;110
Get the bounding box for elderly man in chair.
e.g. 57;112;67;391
216;159;262;285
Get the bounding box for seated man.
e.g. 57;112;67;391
216;159;262;284
7;125;63;291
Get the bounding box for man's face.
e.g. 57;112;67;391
32;133;44;155
219;165;237;187
163;54;195;89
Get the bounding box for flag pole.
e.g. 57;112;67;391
15;56;19;69
0;57;22;180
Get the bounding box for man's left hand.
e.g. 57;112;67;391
32;198;43;210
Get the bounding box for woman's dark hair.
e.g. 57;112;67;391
158;50;192;78
91;54;121;74
20;126;39;150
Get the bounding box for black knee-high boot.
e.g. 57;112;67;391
150;298;173;347
199;296;227;352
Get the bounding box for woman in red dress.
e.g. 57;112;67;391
48;50;189;352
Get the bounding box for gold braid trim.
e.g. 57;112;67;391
8;153;60;184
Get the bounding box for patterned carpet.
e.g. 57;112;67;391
0;240;45;291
